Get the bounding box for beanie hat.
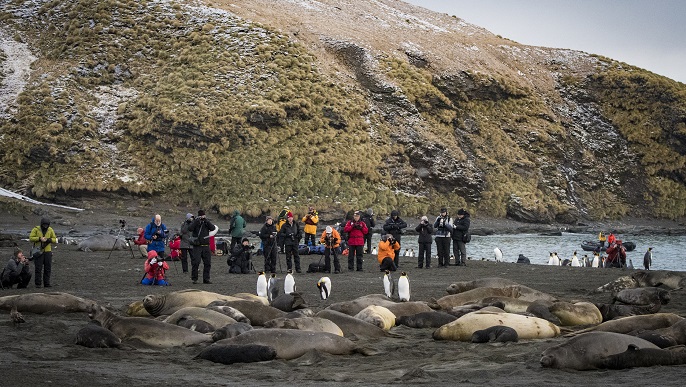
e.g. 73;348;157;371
326;226;332;233
41;217;50;226
391;210;399;217
440;207;447;213
186;213;193;220
421;216;428;222
147;250;158;259
287;212;293;218
367;208;374;215
266;215;273;221
198;209;206;216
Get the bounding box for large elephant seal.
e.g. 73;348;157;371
594;302;661;321
126;301;151;317
566;313;684;337
270;292;306;312
211;322;253;342
635;331;679;348
592;275;639;294
195;344;277;364
632;270;686;289
0;292;95;314
613;287;671;305
429;286;521;310
230;293;270;306
540;332;660;370
216;329;374;360
525;300;560;325
75;321;127;349
354;305;396;331
480;296;531;313
316;309;394;339
384;301;432;318
206;306;250;324
264;316;343;336
78;234;127;251
549;301;603;326
651;319;686;344
596;344;686;369
163;306;237;328
471;326;519;343
326;294;396;316
445;277;519;294
88;304;212;348
212;300;286;326
143;290;243;316
177;318;215;333
396;311;457;328
433;310;560;341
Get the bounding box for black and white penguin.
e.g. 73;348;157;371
643;247;653;270
267;274;279;302
493;247;503;262
371;247;378;255
383;270;394;298
317;277;331;300
284;269;296;294
256;272;268;298
571;251;580;267
398;272;410;302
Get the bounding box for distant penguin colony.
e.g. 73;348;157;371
284;269;296;294
398;272;410;302
256;272;268;298
317;277;332;300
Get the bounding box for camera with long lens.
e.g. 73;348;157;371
119;219;126;228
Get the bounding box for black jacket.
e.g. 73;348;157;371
383;217;407;241
259;222;278;246
415;222;434;243
361;214;375;233
452;215;470;241
189;218;216;246
278;221;301;246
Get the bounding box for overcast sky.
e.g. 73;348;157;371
403;0;686;84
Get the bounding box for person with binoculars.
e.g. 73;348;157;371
141;250;170;286
277;212;302;273
320;225;342;274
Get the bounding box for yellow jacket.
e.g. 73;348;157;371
29;226;57;252
302;212;319;234
377;240;400;264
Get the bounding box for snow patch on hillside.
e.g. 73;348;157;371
0;29;37;119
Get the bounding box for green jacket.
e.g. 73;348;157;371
29;226;57;252
229;211;246;238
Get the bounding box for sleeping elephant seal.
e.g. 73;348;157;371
396;311;457;328
230;293;270;306
471;326;519;343
264;316;343;336
215;329;374;360
78;234;128;251
592;275;639;294
549;301;602;326
213;300;286;326
143;290;243;316
445;278;520;295
75;321;127;349
163;306;237;328
433;310;560;342
596;344;686;369
354;305;396;331
540;332;660;370
635;331;679;348
480;296;531;313
446;303;501;319
211;322;253;342
651;318;686;344
176;318;215;333
384;301;432;318
0;292;95;314
525;300;560;325
565;313;684;337
206;306;250;324
316;309;394;339
270;292;307;312
126;301;151;317
632;270;686;290
594;302;661;321
88;304;212;348
613;287;671;305
195;344;277;364
326;294;396;316
429;286;521;310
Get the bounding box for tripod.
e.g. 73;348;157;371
107;224;136;260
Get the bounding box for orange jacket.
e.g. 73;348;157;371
320;229;341;248
377;240;400;264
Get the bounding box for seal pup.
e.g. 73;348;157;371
565;313;684;337
383;270;394;298
211;322;253;341
75;321;130;349
214;300;286;326
195;344;277;364
316;309;395;339
398;272;410;302
612;287;670;306
549;301;602;326
354;305;396;331
176;318;215;333
206;305;251;324
471;326;519;343
267;274;279;302
596;344;686;369
271;292;306;312
263;316;343;336
163;306;237;328
256;272;268;298
142;290;242;317
317;277;331;300
396;311;457;328
445;278;520;295
284;269;296;293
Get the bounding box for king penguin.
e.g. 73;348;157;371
317;277;332;300
267;273;279;302
494;247;503;262
571;251;580;267
552;252;560;266
547;252;554;265
592;252;600;268
256;272;268;298
398;272;410;302
409;249;415;257
371;247;378;255
284;269;296;294
403;249;410;257
383;270;394;298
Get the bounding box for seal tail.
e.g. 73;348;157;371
355;345;382;356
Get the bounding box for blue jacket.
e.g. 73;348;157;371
144;218;168;253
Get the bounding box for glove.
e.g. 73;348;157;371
150;258;157;265
157;261;164;267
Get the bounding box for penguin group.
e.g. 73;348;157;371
256;270;334;301
381;270;410;302
403;249;415;257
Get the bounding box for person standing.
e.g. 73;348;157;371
415;216;434;268
188;210;217;284
229;210;247;251
433;208;453;267
29;217;56;288
1;248;31;289
361;208;376;254
144;214;168;259
344;210;368;272
598;231;607;249
320;225;342;274
178;213;194;273
276;206;290;253
302;206;319;247
259;216;278;273
451;209;470;266
278;212;302;273
382;210;407;267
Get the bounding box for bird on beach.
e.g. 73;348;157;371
571;251;580;267
317;277;331;300
284;269;296;294
547;252;554;265
256;272;268;298
398;272;410;302
644;247;653;270
267;274;279;302
10;304;25;328
383;270;394;298
371;247;378;255
592;252;600;268
493;247;503;262
552;252;560;266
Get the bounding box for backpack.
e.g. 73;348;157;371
462;232;471;243
307;262;327;273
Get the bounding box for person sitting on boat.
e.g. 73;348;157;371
605;240;626;269
598;231;606;248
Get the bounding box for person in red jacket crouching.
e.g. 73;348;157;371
142;251;170;286
169;234;181;261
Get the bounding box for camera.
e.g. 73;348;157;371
119;219;126;228
244;244;255;250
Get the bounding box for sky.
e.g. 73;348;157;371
403;0;686;84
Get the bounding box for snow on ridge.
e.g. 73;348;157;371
0;29;37;119
370;0;448;33
282;0;326;11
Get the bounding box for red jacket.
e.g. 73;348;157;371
344;220;368;246
169;237;181;259
133;230;147;246
144;256;169;281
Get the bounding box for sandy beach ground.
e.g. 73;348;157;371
1;202;685;386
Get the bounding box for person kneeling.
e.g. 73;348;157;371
141;251;170;286
228;237;253;274
1;248;32;289
377;234;400;271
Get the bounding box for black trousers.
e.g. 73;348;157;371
379;257;396;271
304;233;316;246
191;245;212;282
418;242;432;268
348;245;364;271
180;248;191;273
452;239;467;265
365;235;373;253
34;251;52;286
435;237;451;266
263;242;278;273
2;269;31;289
230;237;242;251
393;238;402;267
324;247;340;272
284;244;301;272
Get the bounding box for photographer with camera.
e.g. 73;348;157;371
188;210;217;284
228;237;253;274
144;214;169;260
382;210;407;267
377;234;400;272
319;225;342;274
433;208;453;267
29;217;57;288
141;250;170;286
178;213;194;273
277;212;302;273
258;216;278;273
344;210;368;272
415;216;434;268
302;206;319;247
1;248;32;289
452;208;471;267
132;227;148;258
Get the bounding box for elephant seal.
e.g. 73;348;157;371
263;316;343;336
613;287;671;305
231;293;270;306
270;292;306;312
632;270;686;289
594;302;661;321
549;301;602;326
78;234;127;251
384;301;432;318
0;292;95;314
316;309;394;339
596;344;686;369
206;306;251;324
446;303;503;318
75;321;127;349
471;326;519;343
445;277;519;294
396;311;457;328
211;322;253;342
565;313;684;336
177;318;215;333
354;305;396;331
592;275;639;294
652;318;686;344
326;294;396;316
525;300;560;325
88;304;211;348
216;329;374;360
480;296;531;313
163;306;237;328
540;332;660;370
635;331;679;348
126;301;151;317
433;310;560;342
212;300;286;326
429;287;521;310
143;290;243;317
195;344;277;364
284;308;315;318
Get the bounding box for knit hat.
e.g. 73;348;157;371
421;216;428;222
266;215;273;221
391;210;399;217
367;208;374;215
198;209;206;216
287;212;293;218
186;213;193;220
326;226;332;233
440;207;447;213
41;217;50;226
147;250;158;259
